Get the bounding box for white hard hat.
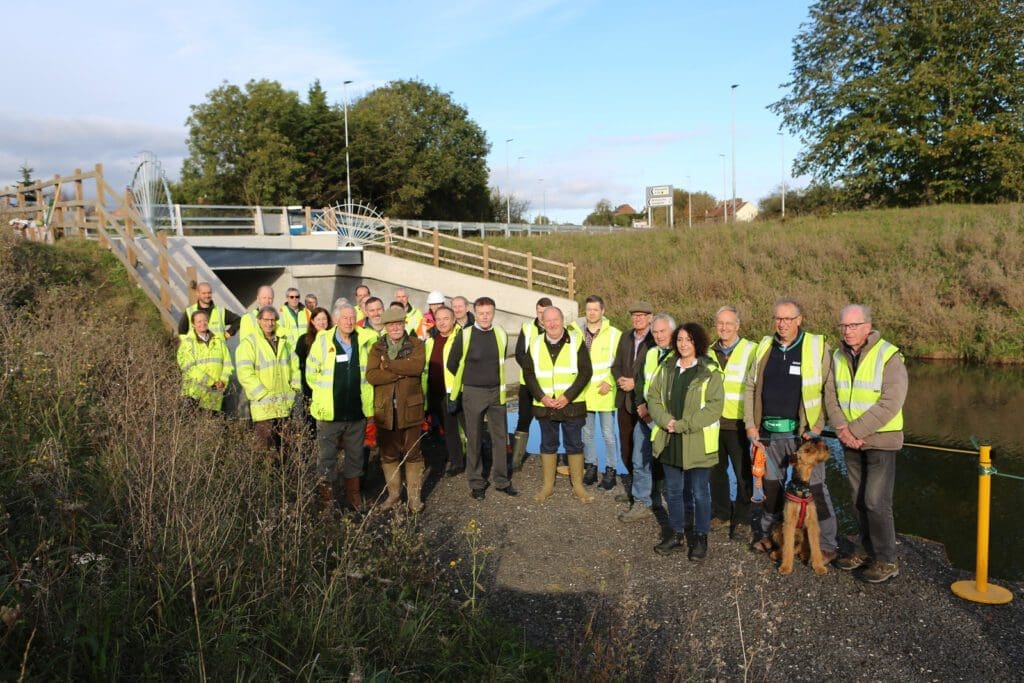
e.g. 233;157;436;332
426;290;445;304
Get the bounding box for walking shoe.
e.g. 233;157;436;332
599;467;617;490
618;504;653;523
614;474;634;503
654;533;686;555
688;534;708;561
835;552;871;571
470;488;486;500
861;560;899;583
496;483;519;497
444;464;465;477
582;463;599;486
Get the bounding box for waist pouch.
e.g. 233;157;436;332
762;416;798;433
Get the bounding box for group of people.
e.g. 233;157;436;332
177;283;907;584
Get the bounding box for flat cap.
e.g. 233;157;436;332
628;301;653;314
382;308;407;325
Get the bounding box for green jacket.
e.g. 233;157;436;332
646;356;724;470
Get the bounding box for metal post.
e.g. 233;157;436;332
779;132;786;219
343;79;354;209
505;138;514;223
730;84;739;222
719;154;727;224
686;175;692;228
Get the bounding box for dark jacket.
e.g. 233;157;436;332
611;327;655;412
366;334;426;430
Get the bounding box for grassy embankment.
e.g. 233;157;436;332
0;233;554;679
492;204;1024;362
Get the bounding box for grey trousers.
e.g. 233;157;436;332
759;432;838;552
845;447;898;563
461;385;510;492
316;418;367;483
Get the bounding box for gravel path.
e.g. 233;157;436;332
414;440;1024;680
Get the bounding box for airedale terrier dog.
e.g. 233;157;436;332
769;439;831;575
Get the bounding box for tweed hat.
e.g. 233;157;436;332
628;301;653;314
381;308;407;325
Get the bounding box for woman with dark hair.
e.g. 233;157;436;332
296;306;331;435
646;322;724;560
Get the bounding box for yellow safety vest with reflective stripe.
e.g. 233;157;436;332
753;333;825;429
278;304;310;348
649;362;721;456
176;333;233;411
422;327;460;408
306;326;375;421
235;334;300;421
832;339;904;432
184;304;227;337
239;308;285;341
450;326;508;404
580;319;621;411
707;338;756;420
517;319;542;383
530;330;586;406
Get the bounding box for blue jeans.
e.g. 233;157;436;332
539;417;584;454
663;463;711;534
583;410;619;470
631;421;653;506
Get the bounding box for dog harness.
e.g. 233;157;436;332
784;479;813;529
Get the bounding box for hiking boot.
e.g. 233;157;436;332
835;552;871;571
614;474;634;503
861;560;899;583
688;534;708;561
618;504;653;523
582;463;599;486
599;467;617;490
654;533;686;555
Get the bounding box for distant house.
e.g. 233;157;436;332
614;203;637;216
706;199;758;223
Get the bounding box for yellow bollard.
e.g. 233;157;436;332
951;445;1013;604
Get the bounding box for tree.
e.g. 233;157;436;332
583;199;614;226
770;0;1024;206
17;165;37;204
179;80;305;205
487;188;531;223
348;80;491;220
297;80;349;207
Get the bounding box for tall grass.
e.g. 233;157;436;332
0;232;551;679
492;204;1024;361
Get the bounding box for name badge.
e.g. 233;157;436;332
789;362;801;376
336;353;350;363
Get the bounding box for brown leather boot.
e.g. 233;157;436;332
343;477;366;514
379;462;402;511
406;461;425;513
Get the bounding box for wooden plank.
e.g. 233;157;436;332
432;228;440;266
527;252;533;290
482;243;489;279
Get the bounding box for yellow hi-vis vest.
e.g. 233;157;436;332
176;332;233;411
707;338;756;420
649;363;722;456
530;330;586;406
517;319;542;383
184;304;227;337
832;339;904;432
753;333;825;429
235;333;300;421
450;325;508;404
239;308;284;341
422;328;460;409
581;319;621;412
278;304;310;347
306;326;375;421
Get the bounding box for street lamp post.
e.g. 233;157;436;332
538;178;546;224
686;174;692;228
719;154;727;225
505;138;514;224
779;132;786;220
343;80;353;209
730;83;738;222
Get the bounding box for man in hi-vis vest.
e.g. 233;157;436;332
576;295;623;491
825;304;907;584
745;297;838;562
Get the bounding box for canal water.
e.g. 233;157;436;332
510;360;1024;580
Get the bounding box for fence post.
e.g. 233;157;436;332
124;204;138;268
186;266;199;303
482;243;490;279
254;206;264;235
384;218;392;256
567;262;575;300
433;228;440;267
951;445;1014;604
527;252;534;290
305;206;312;234
158;231;171;310
74;169;85;237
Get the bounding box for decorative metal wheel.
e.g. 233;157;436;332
312;202;388;247
130;151;179;233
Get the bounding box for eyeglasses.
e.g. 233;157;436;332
288;295;299;299
773;316;800;323
838;322;868;331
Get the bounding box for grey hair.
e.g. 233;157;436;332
774;297;803;316
333;302;356;319
652;313;676;329
541;306;564;322
840;303;872;323
286;287;300;295
714;305;740;324
258;305;278;320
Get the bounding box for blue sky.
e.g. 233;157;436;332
2;0;813;223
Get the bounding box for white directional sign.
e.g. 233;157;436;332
646;184;673;207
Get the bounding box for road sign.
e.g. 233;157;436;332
646;185;673;208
